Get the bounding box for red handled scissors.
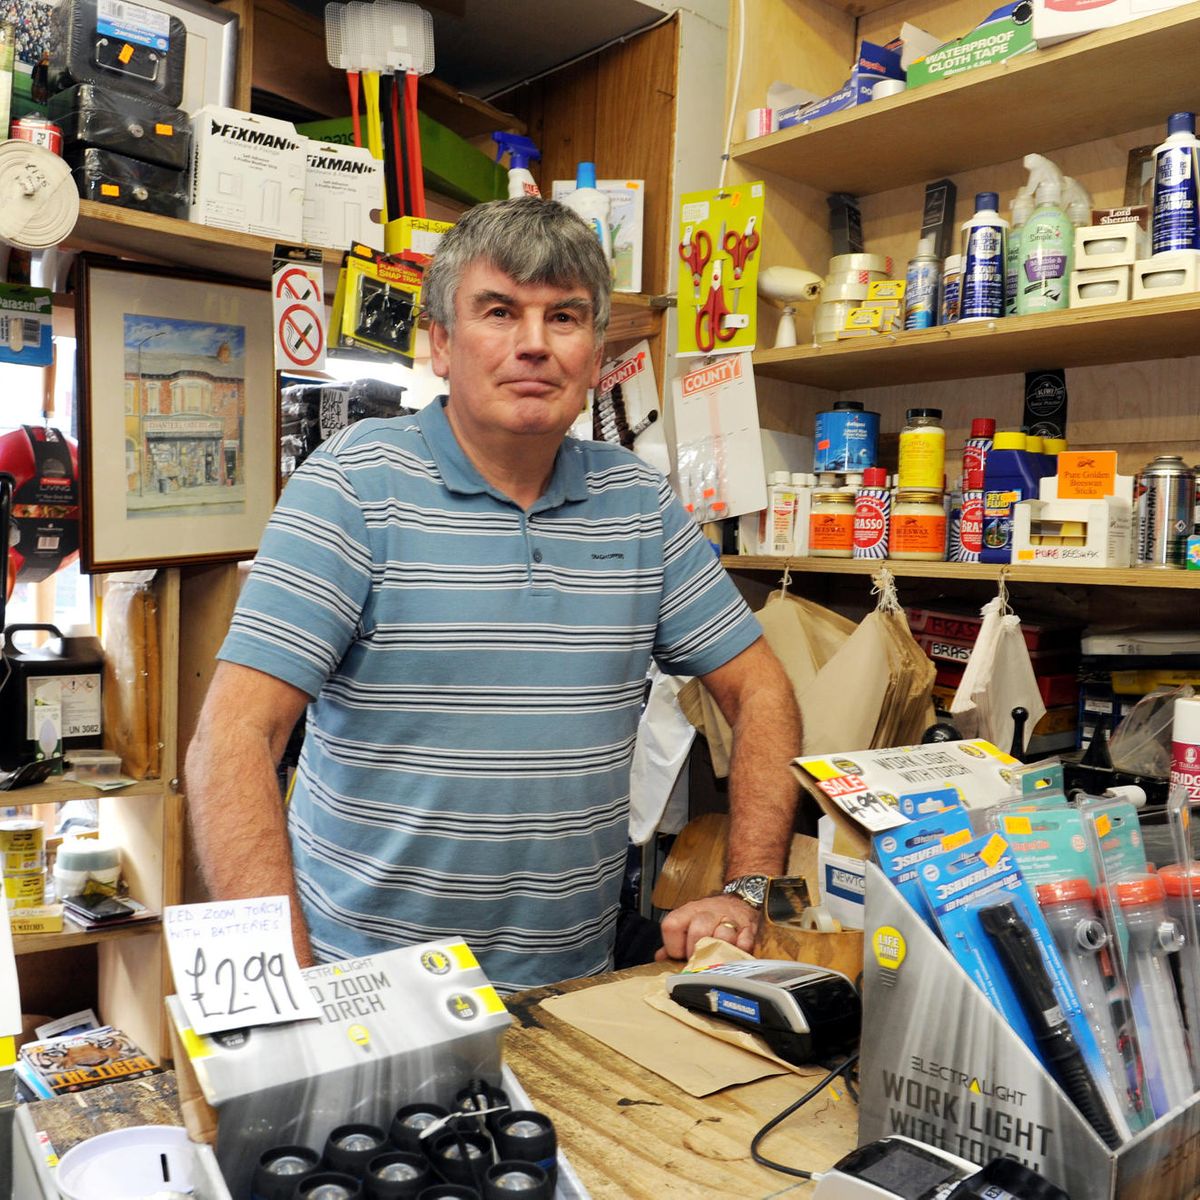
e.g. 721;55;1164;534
695;260;736;353
723;215;759;280
679;228;713;301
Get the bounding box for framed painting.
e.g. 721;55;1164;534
76;257;276;572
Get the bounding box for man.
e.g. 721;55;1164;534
186;197;801;992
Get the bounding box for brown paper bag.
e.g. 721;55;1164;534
102;577;161;779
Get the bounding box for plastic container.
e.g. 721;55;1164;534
952;469;984;563
888;488;946;560
559;161;612;263
759;470;797;556
809;489;854;558
1017;155;1073;315
897;407;945;490
981;431;1042;564
940;254;961;324
1152;111;1200;255
1006;187;1034;316
853;467;890;559
959;191;1008;321
67;748;123;782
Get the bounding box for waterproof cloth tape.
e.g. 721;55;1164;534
0;141;80;250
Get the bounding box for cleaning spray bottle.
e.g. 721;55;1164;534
1017;154;1072;315
959;192;1008;322
1006;186;1034;316
1152;112;1200;254
492;132;542;199
560;161;613;264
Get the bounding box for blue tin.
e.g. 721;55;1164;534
814;403;880;473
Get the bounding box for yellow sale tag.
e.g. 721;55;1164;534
155;123;174;136
942;828;972;850
474;986;508;1015
119;42;134;63
1096;813;1112;838
980;834;1008;868
1004;816;1033;836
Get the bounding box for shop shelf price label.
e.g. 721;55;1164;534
164;895;320;1035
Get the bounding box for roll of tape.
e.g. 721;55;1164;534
799;905;842;933
820;279;871;302
871;78;905;100
0;141;80;251
829;252;892;276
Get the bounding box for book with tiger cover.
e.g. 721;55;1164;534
16;1024;160;1098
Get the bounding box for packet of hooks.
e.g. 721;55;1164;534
331;242;424;363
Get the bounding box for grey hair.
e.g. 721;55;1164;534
423;197;612;344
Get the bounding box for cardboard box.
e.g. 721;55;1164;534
302;140;385;252
1133;250;1200;299
1074;221;1148;271
778;38;905;127
552;179;644;293
168;941;511;1199
1070;265;1132;308
860;865;1200;1199
190;105;306;240
1012;473;1135;568
1032;0;1193;47
905;3;1035;89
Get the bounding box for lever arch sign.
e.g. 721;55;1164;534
165;895;320;1035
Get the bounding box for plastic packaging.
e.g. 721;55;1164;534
903;234;940;330
981;431;1042;564
49;83;190;171
559;161;612;262
1152;111;1200;255
852;467;890;559
897;407;944;489
1108;685;1193;777
492;132;541;199
1006;186;1034;316
1160;861;1200;1087
66;145;187;218
50;0;187;108
959;191;1008;321
1017;155;1073;314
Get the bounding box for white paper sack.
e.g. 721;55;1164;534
629;666;696;844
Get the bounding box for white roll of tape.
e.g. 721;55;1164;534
829;252;892;276
872;78;906;100
0;140;80;251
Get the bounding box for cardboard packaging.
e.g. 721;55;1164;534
190;106;306;240
905;3;1036;88
1074;222;1148;272
303;140;385;251
1012;469;1134;567
1032;0;1193;47
779;38;906;127
1133;250;1200;299
859;864;1200;1199
167;940;511;1199
1070;265;1132;308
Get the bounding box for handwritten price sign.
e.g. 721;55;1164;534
164;896;320;1035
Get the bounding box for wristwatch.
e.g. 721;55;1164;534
722;874;769;909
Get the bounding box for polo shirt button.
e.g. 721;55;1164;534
532;549;543;563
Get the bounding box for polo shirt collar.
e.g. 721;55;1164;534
418;395;590;509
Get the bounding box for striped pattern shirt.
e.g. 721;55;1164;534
219;397;760;991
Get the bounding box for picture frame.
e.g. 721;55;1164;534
76;257;276;572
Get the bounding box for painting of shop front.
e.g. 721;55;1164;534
123;315;247;519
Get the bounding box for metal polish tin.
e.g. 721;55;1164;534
813;401;879;473
1137;455;1196;568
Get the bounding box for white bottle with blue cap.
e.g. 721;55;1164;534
560;161;613;264
1152;111;1200;255
959;191;1008;322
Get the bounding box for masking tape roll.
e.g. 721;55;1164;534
829;252;891;276
798;905;841;933
0;140;80;251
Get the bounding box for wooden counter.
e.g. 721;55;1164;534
502;963;859;1200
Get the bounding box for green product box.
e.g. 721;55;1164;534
298;111;506;206
905;2;1035;89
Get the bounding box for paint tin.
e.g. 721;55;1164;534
1136;455;1196;568
4;867;46;908
11;117;63;156
0;817;44;857
813;401;879;473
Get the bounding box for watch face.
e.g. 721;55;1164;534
727;875;768;905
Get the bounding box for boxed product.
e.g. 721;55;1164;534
303;139;385;251
552;178;644;292
905;3;1036;88
67;145;187;217
190;105;306;240
1070;265;1132;308
1012;470;1134;568
1133;250;1200;299
49;0;187;108
49;82;190;171
1032;0;1193;46
1074;209;1149;271
168;940;511;1200
779;39;904;127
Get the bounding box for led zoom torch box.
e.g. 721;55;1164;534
167;940;511;1199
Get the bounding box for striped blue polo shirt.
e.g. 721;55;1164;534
219;397;760;991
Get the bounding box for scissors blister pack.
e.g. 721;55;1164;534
676;183;765;356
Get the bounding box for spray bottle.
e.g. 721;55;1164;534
560;161;613;264
903;234;941;330
1065;176;1092;229
1151;111;1200;254
492;132;542;199
1017;154;1072;315
959;192;1008;322
1006;186;1034;316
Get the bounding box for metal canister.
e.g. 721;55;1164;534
11;117;63;156
1136;455;1196;568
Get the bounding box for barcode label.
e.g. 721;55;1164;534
0;317;42;350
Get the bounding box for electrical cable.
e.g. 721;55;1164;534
749;1052;859;1180
717;0;745;192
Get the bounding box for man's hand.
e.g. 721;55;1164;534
654;895;760;962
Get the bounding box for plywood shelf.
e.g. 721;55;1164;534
752;293;1200;389
9;777;168;804
13;918;162;957
732;4;1200;196
723;555;1200;589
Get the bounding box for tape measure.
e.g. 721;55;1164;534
0;141;80;250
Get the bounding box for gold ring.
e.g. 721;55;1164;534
717;920;740;932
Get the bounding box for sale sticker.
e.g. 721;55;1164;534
164;895;321;1035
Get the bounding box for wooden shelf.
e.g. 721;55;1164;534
13;917;161;957
752;293;1200;389
723;555;1200;589
732;5;1200;196
7;777;167;804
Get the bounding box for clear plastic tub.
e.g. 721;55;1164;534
67;750;123;782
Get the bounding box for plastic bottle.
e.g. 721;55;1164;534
981;431;1042;564
1006;187;1035;317
1064;176;1092;230
952;469;984;562
492;132;542;199
1151;111;1200;255
903;234;941;330
959;191;1008;322
940;254;961;324
897;407;945;490
759;470;797;556
1017;155;1072;315
560;162;613;263
852;467;890;559
962;417;995;480
791;472;815;556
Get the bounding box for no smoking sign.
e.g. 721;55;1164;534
272;255;326;371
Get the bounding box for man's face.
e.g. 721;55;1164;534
429;261;603;444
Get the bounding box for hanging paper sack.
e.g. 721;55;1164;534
950;593;1046;754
